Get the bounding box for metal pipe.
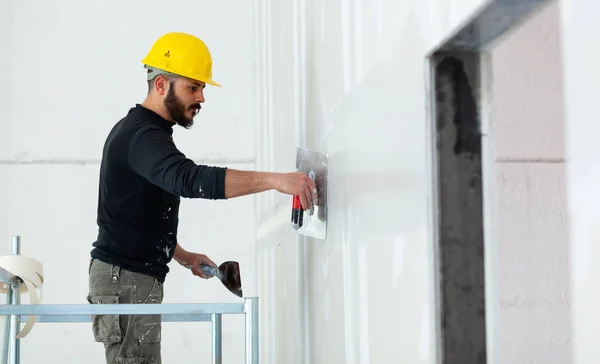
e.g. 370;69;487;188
2;285;13;363
29;313;215;323
10;235;21;364
245;297;259;364
0;302;245;316
212;313;222;364
12;236;20;255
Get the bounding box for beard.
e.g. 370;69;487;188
163;83;200;129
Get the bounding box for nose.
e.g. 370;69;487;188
196;89;205;103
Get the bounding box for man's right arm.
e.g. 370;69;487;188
223;169;316;209
127;126;227;199
128;125;316;208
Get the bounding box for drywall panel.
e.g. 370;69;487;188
253;0;303;221
558;0;600;362
255;228;306;364
253;0;498;363
0;2;13;109
0;162;255;363
0;0;255;162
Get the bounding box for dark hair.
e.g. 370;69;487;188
147;70;177;93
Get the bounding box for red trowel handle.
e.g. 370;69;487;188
291;195;304;229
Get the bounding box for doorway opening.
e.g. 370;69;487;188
427;1;564;363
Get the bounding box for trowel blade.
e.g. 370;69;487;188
292;146;329;240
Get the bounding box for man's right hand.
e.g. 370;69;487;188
274;172;317;211
223;169;318;207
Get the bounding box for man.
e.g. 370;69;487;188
86;32;316;364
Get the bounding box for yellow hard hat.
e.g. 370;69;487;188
142;32;221;87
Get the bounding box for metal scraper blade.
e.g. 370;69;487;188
292;146;329;240
200;261;243;298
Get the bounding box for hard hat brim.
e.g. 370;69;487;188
205;79;221;87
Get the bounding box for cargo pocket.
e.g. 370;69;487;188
87;294;122;343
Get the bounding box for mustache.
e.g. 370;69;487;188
189;104;201;110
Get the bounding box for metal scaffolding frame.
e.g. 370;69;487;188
0;236;259;364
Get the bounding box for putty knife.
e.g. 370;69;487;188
200;261;243;298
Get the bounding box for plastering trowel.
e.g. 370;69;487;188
199;261;243;298
291;146;329;240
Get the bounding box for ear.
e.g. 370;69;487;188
154;75;170;96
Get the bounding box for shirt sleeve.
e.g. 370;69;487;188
127;125;227;199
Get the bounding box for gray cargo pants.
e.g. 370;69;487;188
87;258;164;364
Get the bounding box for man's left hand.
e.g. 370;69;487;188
185;252;218;279
174;245;218;279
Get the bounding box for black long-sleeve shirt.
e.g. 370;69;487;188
90;104;227;282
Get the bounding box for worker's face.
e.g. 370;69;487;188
163;77;206;128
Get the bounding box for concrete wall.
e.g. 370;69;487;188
0;1;258;363
490;2;571;363
558;0;600;362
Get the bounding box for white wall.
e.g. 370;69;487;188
1;0;587;362
253;0;493;363
0;1;257;363
558;0;600;363
490;2;571;362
